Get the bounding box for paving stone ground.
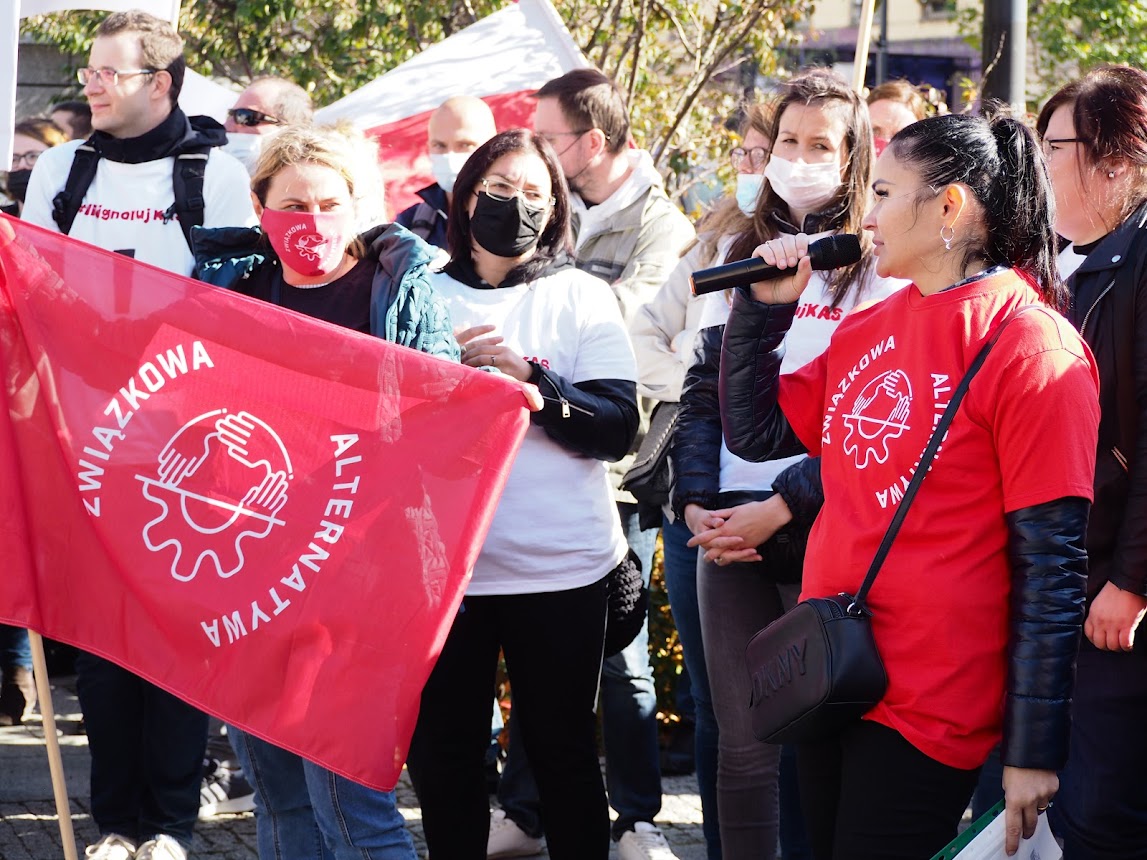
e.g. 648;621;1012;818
0;676;708;859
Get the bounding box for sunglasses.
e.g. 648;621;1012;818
227;108;283;128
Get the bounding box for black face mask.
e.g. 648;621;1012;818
470;191;548;258
4;169;32;204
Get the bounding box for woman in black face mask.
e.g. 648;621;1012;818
3;118;68;217
406;128;641;860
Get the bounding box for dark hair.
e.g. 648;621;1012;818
866;79;930;121
447;129;572;280
888;111;1062;306
248;76;314;127
97;11;185;107
50;100;93;137
1036;65;1147;221
534;69;630;156
14;117;69;149
728;68;874;307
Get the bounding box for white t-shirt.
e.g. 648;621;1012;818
431;265;637;596
698;268;906;492
22;139;256;277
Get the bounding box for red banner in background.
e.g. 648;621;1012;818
0;215;530;790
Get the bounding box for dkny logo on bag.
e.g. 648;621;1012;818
751;639;808;701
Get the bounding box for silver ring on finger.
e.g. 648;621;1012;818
489;354;495;366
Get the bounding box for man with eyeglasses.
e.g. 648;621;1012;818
22;10;253;282
219;76;314;176
20;11;255;860
481;68;694;860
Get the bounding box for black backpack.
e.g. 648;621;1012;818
50;140;209;250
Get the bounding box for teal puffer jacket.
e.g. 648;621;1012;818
190;221;460;362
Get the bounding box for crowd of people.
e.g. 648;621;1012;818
2;8;1146;860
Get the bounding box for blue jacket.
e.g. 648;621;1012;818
190;222;459;361
394;184;450;251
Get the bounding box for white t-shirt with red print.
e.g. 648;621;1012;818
778;267;1099;770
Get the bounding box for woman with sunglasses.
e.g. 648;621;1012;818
405;128;638;860
192;123;457;860
1036;65;1147;860
719;111;1100;859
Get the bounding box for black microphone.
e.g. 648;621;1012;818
689;234;862;297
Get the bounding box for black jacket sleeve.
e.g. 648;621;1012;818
529;363;638;462
671;324;724;516
719;288;807;463
771;456;823;529
1000;496;1089;771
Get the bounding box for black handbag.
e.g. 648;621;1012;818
620;401;680;507
745;307;1035;745
604;549;647;658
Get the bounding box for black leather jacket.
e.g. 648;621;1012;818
1066;202;1147;599
718;288;1089;770
672;322;823;526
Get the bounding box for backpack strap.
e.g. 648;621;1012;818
166;148;210;251
406;200;443;243
50;141;100;235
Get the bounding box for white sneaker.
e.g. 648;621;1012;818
487;808;545;858
135;835;188;860
84;834;137;860
617;822;680;860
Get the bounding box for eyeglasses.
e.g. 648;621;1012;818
1041;137;1083;155
227;108;283;128
478;177;553;210
10;150;43;169
77;67;157;86
731;146;769;171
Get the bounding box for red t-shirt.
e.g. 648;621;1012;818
779;268;1099;770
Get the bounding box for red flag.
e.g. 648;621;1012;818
0;215;530;790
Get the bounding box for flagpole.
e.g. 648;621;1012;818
852;0;877;94
28;631;79;860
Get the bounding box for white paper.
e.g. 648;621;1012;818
954;810;1061;860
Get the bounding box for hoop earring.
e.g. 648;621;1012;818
940;224;955;251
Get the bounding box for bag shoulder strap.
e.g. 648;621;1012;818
850;304;1041;612
168;149;209;251
406;201;441;242
50;141;100;235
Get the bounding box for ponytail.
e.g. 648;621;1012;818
888;112;1064;308
984;117;1062;307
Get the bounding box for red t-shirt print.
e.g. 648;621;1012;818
778;268;1100;770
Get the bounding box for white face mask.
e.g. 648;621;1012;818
221;132;263;178
735;173;765;216
429;151;472;194
764;154;842;214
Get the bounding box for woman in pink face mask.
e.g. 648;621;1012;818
189;124;458;860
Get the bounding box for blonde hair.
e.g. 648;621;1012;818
251;125;360;206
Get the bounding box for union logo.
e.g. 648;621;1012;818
136;409;293;582
294;233;327;262
841;369;913;469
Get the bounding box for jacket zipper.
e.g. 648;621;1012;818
1079;276;1116;336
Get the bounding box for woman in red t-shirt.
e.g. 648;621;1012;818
718;112;1100;859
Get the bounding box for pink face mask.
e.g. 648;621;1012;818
873;138;890;158
260;208;355;278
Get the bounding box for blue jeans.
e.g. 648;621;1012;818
229;727;414;860
500;502;662;839
661;513;721;859
0;625;31;671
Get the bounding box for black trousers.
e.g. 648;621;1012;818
406;576;610;860
75;652;208;846
1052;639;1147;859
797;720;980;860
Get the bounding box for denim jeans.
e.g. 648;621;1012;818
228;727;415;860
0;625;31;671
75;652;207;847
661;513;721;859
698;554;801;858
499;503;663;840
